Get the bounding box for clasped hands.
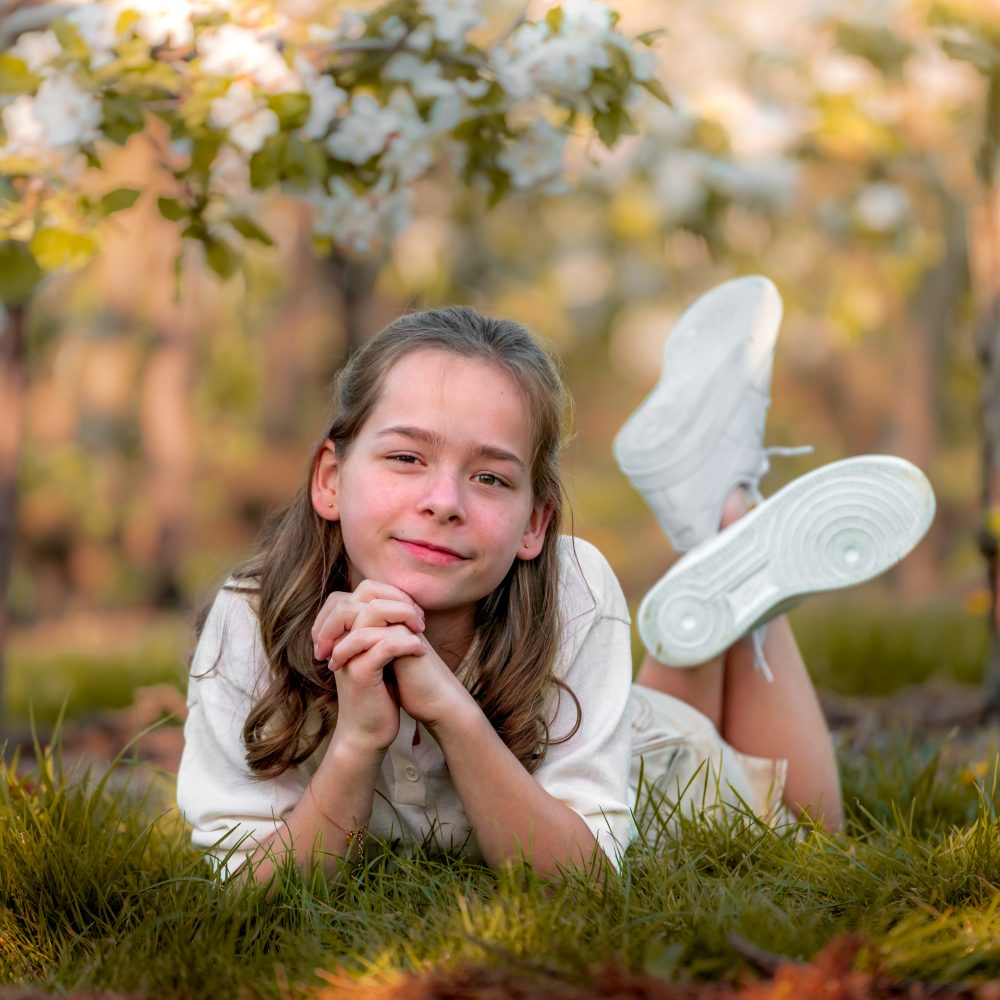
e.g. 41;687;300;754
311;580;473;753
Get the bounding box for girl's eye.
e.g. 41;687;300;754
474;473;507;488
389;454;420;465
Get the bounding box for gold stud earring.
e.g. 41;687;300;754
327;501;335;509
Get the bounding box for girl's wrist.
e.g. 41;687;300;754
326;730;392;765
424;697;484;744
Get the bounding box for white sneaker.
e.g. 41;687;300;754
613;276;789;552
637;456;936;668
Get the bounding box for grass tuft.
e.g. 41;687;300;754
3;730;1000;997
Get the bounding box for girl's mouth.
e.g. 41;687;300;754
395;538;468;565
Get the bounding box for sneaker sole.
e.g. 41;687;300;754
614;275;782;483
637;456;936;666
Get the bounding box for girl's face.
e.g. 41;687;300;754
312;349;552;628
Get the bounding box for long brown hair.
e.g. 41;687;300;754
232;306;579;778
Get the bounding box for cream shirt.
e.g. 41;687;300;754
176;536;635;874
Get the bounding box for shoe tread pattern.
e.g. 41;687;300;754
637;456;935;666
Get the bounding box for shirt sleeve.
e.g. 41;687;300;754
531;537;634;872
175;584;307;873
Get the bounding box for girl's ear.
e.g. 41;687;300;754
516;501;554;561
311;440;341;521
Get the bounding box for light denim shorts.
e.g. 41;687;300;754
627;684;790;842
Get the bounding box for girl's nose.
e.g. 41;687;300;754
420;470;465;522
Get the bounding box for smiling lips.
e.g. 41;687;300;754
395;538;468;565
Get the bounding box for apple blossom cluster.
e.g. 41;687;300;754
0;0;662;290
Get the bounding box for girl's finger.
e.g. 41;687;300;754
312;597;360;659
353;579;423;610
313;584;425;661
351;598;425;634
329;626;426;676
311;591;355;643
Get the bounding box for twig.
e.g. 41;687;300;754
726;932;795;976
1;3;80;46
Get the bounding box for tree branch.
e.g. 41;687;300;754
0;4;80;46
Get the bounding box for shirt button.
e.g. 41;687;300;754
404;765;420;782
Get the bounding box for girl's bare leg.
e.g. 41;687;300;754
720;618;842;830
635;487;843;831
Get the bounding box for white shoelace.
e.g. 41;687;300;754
748;443;814;682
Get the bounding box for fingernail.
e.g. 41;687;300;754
314;643;321;659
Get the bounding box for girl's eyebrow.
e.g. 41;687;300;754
376;425;526;470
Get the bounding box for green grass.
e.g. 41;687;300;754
790;597;989;695
3;602;996;996
2;732;1000;998
5;623;187;727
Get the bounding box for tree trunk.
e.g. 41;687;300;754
141;285;197;609
891;199;967;598
974;77;1000;715
0;303;27;733
323;250;384;362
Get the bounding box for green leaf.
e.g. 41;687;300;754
229;216;275;246
593;106;628;146
29;228;98;272
0;242;43;305
282;137;327;188
190;136;223;176
641;77;672;106
98;188;142;216
636;29;666;44
545;6;565;32
157;197;188;222
204;238;240;279
487;168;512;207
51;21;88;63
102;93;146;144
0;54;41;95
269;92;311;130
249;134;284;189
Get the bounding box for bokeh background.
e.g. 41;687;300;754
5;0;996;735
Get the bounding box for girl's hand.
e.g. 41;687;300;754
312;580;424;663
392;643;478;732
328;601;429;753
314;581;424;754
328;638;405;754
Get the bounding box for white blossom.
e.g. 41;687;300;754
198;24;301;93
307;177;410;252
495;10;613;100
379;89;436;181
10;31;62;75
299;74;348;140
378;16;409;43
385;54;453;99
66;5;121;69
0;96;48;159
420;0;483;48
854;181;910;232
704;155;798;208
34;74;102;148
561;0;615;39
331;9;366;42
117;0;196;49
326;94;400;165
209;81;280;154
493;23;548;99
652;149;708;220
208;144;253;201
497;120;566;189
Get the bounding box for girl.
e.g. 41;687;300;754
177;287;933;881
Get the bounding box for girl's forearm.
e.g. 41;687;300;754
428;707;607;877
243;738;384;883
